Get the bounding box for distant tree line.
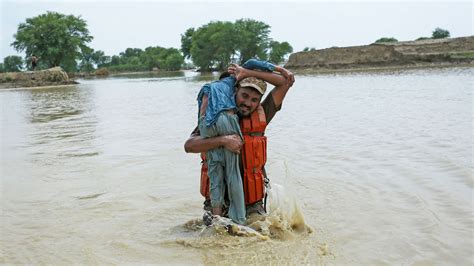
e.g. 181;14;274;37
2;11;454;72
298;27;452;53
99;46;184;72
373;27;451;44
3;11;186;74
2;12;294;74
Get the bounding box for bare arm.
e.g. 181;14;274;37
267;66;295;108
240;68;287;87
186;93;243;154
184;134;243;153
229;64;295;108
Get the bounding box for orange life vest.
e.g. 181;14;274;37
200;105;267;205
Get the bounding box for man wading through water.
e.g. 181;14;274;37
184;59;295;224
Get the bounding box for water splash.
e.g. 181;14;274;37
172;182;312;248
248;183;313;240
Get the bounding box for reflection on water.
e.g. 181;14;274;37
1;68;472;264
79;70;186;81
24;86;99;161
27;88;86;123
81;70;220;84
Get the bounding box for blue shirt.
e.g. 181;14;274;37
197;59;276;127
198;76;237;127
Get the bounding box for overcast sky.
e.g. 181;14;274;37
1;0;472;59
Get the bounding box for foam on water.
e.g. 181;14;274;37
164;182;323;264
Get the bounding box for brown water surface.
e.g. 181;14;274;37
1;68;472;264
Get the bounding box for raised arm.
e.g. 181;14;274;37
229;64;295;108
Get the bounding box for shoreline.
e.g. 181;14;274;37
72;69;187;78
285;36;474;75
0;80;78;90
0;67;77;89
0;83;77;91
288;62;474;75
1;63;472;90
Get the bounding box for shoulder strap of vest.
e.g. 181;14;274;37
241;105;267;135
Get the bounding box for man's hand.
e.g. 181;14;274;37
220;134;243;154
276;66;295;87
228;64;247;82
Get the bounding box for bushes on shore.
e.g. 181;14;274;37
99;46;184;72
94;68;109;76
375;37;398;43
432;27;450;39
2;56;24;72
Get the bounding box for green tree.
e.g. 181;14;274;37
128;56;141;66
141;46;163;69
3;55;24;72
79;46;95;73
103;46;183;72
181;28;195;59
110;55;121;65
416;37;431;41
162;48;184;70
182;19;289;71
140;46;183;70
0;63;4;73
302;47;316;52
234;19;270;62
375;37;398;43
432;27;450;39
91;50;110;68
120;48;143;59
190;21;238;71
11;11;93;72
268;41;293;64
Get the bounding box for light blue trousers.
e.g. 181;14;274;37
199;112;246;224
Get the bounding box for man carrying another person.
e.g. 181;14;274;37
185;59;295;220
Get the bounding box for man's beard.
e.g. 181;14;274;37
237;105;251;118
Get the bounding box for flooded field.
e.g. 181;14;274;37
1;67;472;264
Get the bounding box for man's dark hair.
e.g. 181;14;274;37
219;71;231;80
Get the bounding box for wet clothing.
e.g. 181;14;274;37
242;59;276;73
198;112;246;224
195;59;278;221
192;92;281;139
197;59;276;127
192;92;281;215
196;74;242;223
197;76;238;127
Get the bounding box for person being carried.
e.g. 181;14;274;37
197;69;247;224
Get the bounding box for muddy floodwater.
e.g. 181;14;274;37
1;67;472;264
